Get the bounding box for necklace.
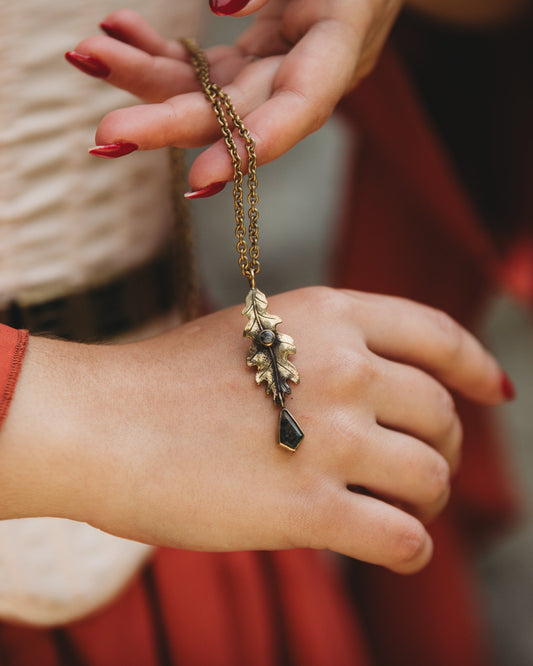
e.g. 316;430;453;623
181;39;304;452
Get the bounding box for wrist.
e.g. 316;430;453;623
0;336;99;522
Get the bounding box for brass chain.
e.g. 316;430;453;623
180;38;260;289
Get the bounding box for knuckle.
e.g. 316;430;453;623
351;351;379;388
296;286;372;385
353;51;379;82
417;485;451;526
391;518;428;567
317;349;376;398
424;455;451;505
430;385;464;470
434;386;459;439
303;286;364;337
276;86;332;136
251;127;276;165
430;308;464;365
446;418;464;476
448;419;463;476
306;285;347;317
306;103;334;134
303;287;366;332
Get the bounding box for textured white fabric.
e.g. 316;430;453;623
0;0;202;307
0;0;202;626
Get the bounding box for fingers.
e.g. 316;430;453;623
70;3;394;188
371;356;463;471
188;20;361;186
77;13;360;188
311;488;433;574
99;9;184;57
71;32;248;104
94;56;282;150
71;36;199;102
343;291;507;405
345;423;452;522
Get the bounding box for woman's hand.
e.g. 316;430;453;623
67;2;403;190
0;288;509;574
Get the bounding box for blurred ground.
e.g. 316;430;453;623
191;13;533;666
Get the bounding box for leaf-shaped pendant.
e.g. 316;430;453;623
242;288;304;451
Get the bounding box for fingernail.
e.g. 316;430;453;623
89;142;139;158
99;22;130;44
501;372;516;401
209;0;250;16
184;181;227;199
65;51;110;78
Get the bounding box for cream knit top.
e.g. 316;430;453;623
0;0;201;308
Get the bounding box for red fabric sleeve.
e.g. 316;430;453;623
0;324;29;429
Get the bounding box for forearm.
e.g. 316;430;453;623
405;0;533;26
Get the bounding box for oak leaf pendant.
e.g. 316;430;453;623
242;288;304;451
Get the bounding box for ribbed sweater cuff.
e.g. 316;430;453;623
0;324;29;430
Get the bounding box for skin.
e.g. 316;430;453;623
0;288;508;574
70;0;532;189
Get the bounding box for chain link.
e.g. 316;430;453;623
181;38;260;288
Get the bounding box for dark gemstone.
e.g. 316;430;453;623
279;408;304;451
259;329;276;347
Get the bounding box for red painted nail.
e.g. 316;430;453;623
65;51;110;78
501;372;516;401
184;181;227;199
99;22;131;44
89;143;139;158
209;0;250;16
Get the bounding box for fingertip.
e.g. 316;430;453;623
501;372;516;401
184;181;227;199
99;22;131;44
88;142;139;158
65;51;110;79
389;526;433;575
474;364;516;406
473;342;513;405
188;147;236;191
